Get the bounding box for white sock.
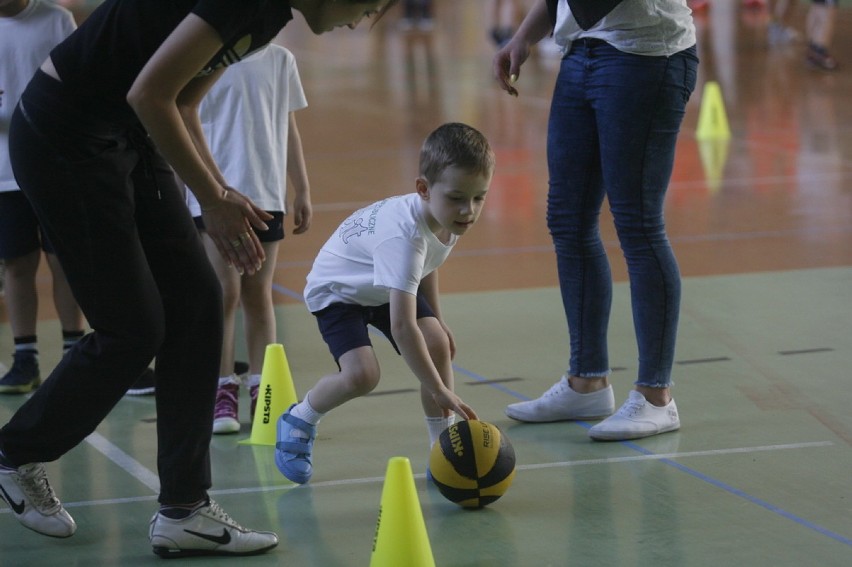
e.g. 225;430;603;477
217;374;240;387
289;392;325;438
426;415;456;447
247;374;261;388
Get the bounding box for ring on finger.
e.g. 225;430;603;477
231;238;242;247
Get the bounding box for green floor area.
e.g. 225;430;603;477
2;268;851;566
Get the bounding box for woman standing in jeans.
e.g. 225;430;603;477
493;0;698;441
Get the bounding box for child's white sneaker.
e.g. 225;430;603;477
588;390;680;441
505;376;615;422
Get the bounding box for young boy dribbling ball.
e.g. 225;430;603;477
275;122;493;484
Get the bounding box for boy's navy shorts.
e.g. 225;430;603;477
193;210;285;242
313;293;436;364
0;190;55;259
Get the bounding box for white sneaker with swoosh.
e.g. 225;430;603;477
149;499;278;557
0;462;76;538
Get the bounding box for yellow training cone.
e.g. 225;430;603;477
697;138;730;193
239;343;298;446
370;457;435;567
696;80;731;141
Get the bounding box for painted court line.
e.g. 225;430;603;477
27;284;838;549
85;432;161;493
65;437;852;547
451;366;851;546
2;439;830;511
517;440;833;470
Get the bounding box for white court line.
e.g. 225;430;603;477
84;432;161;493
0;439;831;513
516;440;834;471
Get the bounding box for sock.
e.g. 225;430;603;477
159;498;208;519
62;330;85;354
247;374;261;388
217;374;240;387
426;415;456;448
13;336;38;357
288;393;324;439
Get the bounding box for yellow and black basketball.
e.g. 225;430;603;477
428;420;516;508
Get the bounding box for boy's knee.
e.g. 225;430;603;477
422;325;451;358
348;367;381;396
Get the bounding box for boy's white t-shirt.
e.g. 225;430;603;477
304;194;458;312
186;43;307;215
0;0;76;192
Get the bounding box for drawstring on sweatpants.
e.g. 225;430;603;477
127;126;162;200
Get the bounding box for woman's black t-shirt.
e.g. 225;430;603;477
49;0;293;123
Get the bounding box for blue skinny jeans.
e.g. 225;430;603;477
547;40;698;388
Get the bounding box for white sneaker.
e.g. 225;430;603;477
149;499;279;558
505;376;615;422
0;462;76;538
588;390;680;441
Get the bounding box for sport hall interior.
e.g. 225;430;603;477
1;1;851;565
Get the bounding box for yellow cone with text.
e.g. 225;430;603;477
370;457;435;567
239;343;298;446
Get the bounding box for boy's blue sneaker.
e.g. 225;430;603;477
274;405;316;484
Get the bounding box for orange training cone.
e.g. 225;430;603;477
696;80;731;141
370;457;435;567
239;343;298;446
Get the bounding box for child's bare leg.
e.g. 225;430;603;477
807;3;835;47
239;240;279;382
417;317;453;417
201;234;240;379
305;346;381;414
417;317;456;446
277;347;379;483
202;234;243;433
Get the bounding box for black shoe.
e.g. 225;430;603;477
806;43;838;71
126;367;155;396
0;351;40;395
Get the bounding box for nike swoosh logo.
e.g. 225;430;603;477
184;528;231;545
0;484;25;515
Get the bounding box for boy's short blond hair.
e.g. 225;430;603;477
419;123;495;185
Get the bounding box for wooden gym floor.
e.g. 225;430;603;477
2;1;852;565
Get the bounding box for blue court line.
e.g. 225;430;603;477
272;282;304;301
453;355;852;547
273;283;852;548
653;454;852;546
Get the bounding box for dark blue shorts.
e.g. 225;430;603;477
193;210;285;242
0;191;55;259
313;293;436;364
